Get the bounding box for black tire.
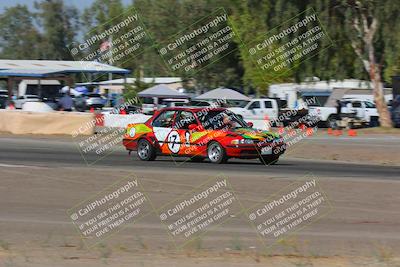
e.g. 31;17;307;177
189;156;205;162
369;116;380;127
207;141;228;164
259;155;279;165
137;139;157;161
326;115;338;129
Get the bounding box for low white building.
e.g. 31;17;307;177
77;77;184;94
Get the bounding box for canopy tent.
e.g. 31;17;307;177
195;87;250;101
77;77;182;85
0;59;130;99
0;60;130;76
138;84;188;99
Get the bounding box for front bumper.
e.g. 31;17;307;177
225;140;286;158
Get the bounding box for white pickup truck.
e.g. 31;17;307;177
228;98;279;121
309;99;380;127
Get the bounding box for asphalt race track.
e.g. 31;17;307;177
1;134;400;266
0;135;399;180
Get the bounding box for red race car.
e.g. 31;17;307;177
123;107;286;164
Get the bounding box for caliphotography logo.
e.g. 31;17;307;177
1;1;400;267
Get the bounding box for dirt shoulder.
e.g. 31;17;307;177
1;249;399;267
283;130;400;166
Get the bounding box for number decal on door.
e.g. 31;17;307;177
167;130;181;153
184;131;190;147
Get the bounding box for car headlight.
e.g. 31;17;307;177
231;139;254;145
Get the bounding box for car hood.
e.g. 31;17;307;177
228;127;280;141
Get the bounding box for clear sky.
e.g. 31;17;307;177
0;0;132;11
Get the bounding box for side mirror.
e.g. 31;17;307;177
247;122;254;127
188;124;198;131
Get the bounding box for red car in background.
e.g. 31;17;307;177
122;107;286;164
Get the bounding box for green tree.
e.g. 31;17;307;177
0;5;42;59
133;0;243;91
35;0;79;59
81;0;124;32
322;0;393;127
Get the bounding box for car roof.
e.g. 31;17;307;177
160;107;227;112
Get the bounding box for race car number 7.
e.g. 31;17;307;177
167;130;181;153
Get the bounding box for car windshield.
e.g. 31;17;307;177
197;110;248;130
189;101;210;106
365;101;376;108
227;100;249;108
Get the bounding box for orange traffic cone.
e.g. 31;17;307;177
288;128;296;136
348;129;357;137
278;126;285;134
299;124;306;130
327;128;333;135
120;109;127;115
333;129;343;136
306;127;314;136
90;107;95;113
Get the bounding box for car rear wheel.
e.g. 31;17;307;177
207;142;227;164
327;115;338;129
137;139;156;161
259;155;279;165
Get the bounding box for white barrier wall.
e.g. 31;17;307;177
0;110;269;136
0;110;95;135
103;113;151;128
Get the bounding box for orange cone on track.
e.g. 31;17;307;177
90;107;95;113
348;129;357;137
278;126;285;134
299;124;306;130
333;129;343;136
327;128;333;135
306;127;314;136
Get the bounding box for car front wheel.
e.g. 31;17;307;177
207;141;228;164
137;139;157;161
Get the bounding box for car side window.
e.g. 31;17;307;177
248;101;260;109
174;111;196;129
264;101;272;108
352;102;362;108
152;110;176;127
365;101;375;108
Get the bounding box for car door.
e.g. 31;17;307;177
15;96;24;109
247;100;262;119
151;110;178;154
173;110;200;156
263;100;278;121
351;101;365;119
364;101;377;120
